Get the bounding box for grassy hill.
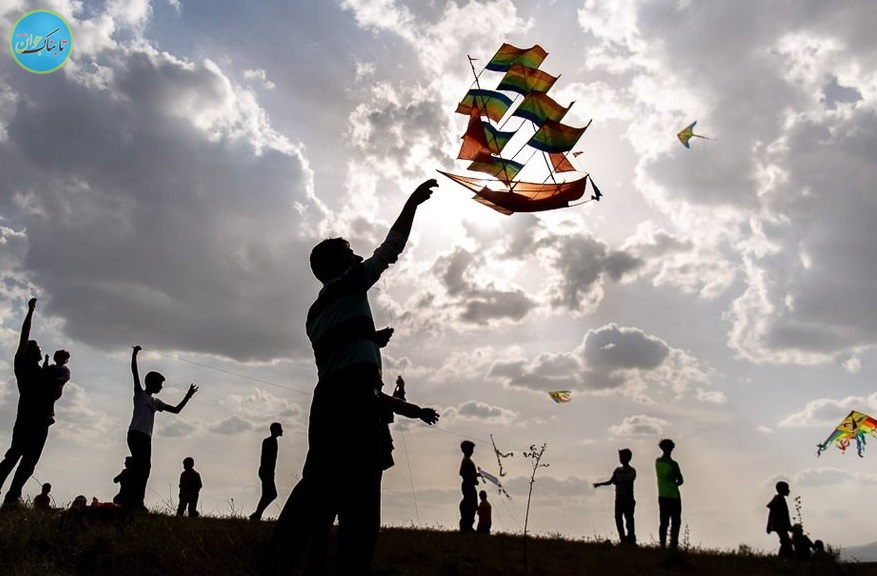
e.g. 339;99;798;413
0;507;874;576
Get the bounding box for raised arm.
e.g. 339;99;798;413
131;346;144;395
17;298;37;357
388;179;437;242
164;383;198;414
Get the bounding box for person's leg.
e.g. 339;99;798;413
189;494;199;517
625;499;636;544
778;531;793;557
658;497;669;548
335;382;382;575
0;424;28;494
176;496;186;517
669;499;682;549
126;431;152;510
337;466;381;576
460;486;477;531
613;499;626;542
252;477;277;519
4;425;49;504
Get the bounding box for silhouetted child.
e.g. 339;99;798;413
177;456;202;517
594;448;637;544
766;481;793;557
792;523;816;560
476;490;492;534
250;423;283;521
33;482;52;509
655;439;683;549
126;346;198;512
113;456;134;507
43;350;71;423
459;440;481;532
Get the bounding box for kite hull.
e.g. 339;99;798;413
438;170;589;214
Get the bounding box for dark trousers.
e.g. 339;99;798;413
777;530;793;557
177;493;199;517
0;420;50;504
614;496;636;543
252;475;278;519
260;370;383;576
126;430;152;510
658;496;682;548
459;484;477;532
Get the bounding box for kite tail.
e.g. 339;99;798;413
855;433;866;457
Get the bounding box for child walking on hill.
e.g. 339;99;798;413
766;481;793;557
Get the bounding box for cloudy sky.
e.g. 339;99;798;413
2;0;876;552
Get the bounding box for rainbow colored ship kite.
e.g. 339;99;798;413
438;43;601;215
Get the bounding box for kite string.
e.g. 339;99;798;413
397;420;420;523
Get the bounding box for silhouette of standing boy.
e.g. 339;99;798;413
126;345;198;511
259;179;437;576
766;480;793;557
250;422;283;521
0;298;67;507
594;448;637;544
655;438;683;549
177;456;202;517
459;440;480;532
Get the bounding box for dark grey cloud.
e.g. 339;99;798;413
582;324;669;372
431;247;537;324
0;48;325;362
542;235;643;313
487;323;710;398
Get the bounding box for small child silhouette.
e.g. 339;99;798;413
476;490;492;534
33;482;52;510
177;456;202;517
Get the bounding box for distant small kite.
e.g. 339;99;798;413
817;410;877;457
548;390;571;403
677;121;712;148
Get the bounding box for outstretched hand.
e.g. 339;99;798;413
28;298;37;311
132;345;142;355
410;178;437;205
419;407;440;426
186;384;199;397
374;327;394;348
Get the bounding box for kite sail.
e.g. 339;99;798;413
478;466;511;499
816;410;877;457
677;121;712;148
439;43;602;214
548;390;571;403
